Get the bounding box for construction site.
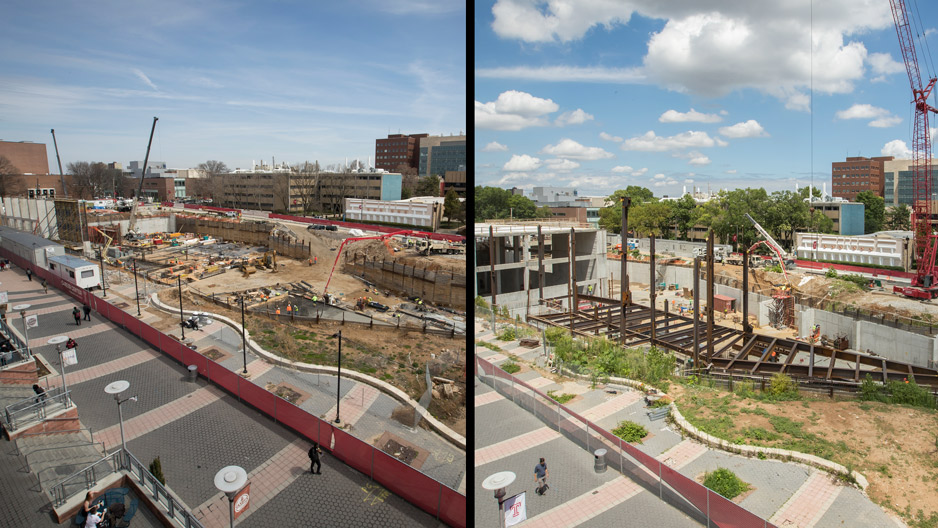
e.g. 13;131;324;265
3;196;469;436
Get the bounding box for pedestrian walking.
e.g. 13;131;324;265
33;384;47;404
534;457;549;495
308;442;322;474
25;268;32;281
41;279;48;294
83;303;91;321
73;307;82;326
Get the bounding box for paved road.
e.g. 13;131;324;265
475;318;904;528
0;263;450;527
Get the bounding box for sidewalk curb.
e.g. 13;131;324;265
555;366;869;491
150;293;466;451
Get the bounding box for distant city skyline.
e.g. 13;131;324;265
475;0;938;198
0;1;465;173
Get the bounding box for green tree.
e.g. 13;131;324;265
630;201;674;237
506;193;538;218
672;194;698;239
598;186;656;233
416;175;442;197
855;191;885;234
884;203;912;231
443;189;460;221
474;186;543;220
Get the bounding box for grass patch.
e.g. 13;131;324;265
612;420;648;443
703;468;750;500
501;361;521;374
547;390;576;405
476;341;502;352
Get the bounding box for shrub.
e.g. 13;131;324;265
149;457;166;485
768;373;799;399
649;396;672;408
502;362;521;374
612;420;648;443
825;267;838;278
475;296;490;310
498;327;517;341
703;468;750;499
765;264;782;273
547;390;575;404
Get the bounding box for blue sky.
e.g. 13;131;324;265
475;0;938;198
0;0;465;172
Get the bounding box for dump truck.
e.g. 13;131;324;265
417;239;465;256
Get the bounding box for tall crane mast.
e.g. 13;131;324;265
889;0;938;297
127;117;159;238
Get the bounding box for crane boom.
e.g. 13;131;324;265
127;117;159;237
49;129;67;197
744;213;787;258
889;0;938;297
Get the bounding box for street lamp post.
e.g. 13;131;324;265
178;276;185;341
133;259;141;316
48;335;69;407
482;471;516;528
98;253;107;298
104;380;135;453
240;296;247;375
12;304;31;356
331;330;343;423
214;466;248;528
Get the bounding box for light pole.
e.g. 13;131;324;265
104;380;135;453
177;276;185;341
214;465;248;528
12;304;30;356
482;471;516;528
48;335;69;407
133;259;141;316
330;330;343;424
98;253;107;298
240;296;247;375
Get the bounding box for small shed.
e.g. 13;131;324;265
713;294;736;313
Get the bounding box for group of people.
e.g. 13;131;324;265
72;304;92;325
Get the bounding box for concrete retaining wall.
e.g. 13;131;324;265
344;256;466;309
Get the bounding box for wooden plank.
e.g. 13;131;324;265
854;351;861;382
882;359;888;383
826;349;837;380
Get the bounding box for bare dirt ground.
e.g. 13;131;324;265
670;382;938;525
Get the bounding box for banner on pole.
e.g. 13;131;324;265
504;492;527;527
0;292;7;304
62;347;78;366
25;314;38;328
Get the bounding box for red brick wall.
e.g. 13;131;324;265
0;141;50;174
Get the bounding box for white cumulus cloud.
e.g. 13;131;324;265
836;103;901;128
503;154;542;171
868;52;904;81
541;138;614;160
488;1;892;109
725;169;737;174
600;132;624;142
685;178;695;184
545;158;580;171
719;120;768;138
611;165;633;173
475;90;559;131
659;108;722;123
882;139;912;158
653;173;667;180
632;167;648;176
482;141;509;152
555;108;594;126
688;155;711;166
622;130;723;152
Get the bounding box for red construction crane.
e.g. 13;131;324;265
322;230;426;294
889;0;938;298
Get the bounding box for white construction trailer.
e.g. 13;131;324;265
48;255;101;290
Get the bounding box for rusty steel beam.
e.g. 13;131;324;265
726;335;760;370
750;338;778;374
620;197;631;345
650;235;656;343
706;230;714;358
779;342;800;374
538;225;544;302
693;256;700;372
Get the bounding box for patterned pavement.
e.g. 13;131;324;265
475;318;903;528
0;263;453;527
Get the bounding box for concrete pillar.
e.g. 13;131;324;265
489;225;497;305
538;226;545;303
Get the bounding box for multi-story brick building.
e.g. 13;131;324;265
831;156;893;200
0;140;50;175
375;133;427;172
419;134;466;177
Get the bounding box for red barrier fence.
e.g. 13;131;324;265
2;250;464;528
476;356;775;528
794;259;915;279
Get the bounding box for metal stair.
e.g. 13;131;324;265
16;431;112;494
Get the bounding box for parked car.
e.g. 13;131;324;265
325;225;337;231
368;301;389;312
308;224;326;231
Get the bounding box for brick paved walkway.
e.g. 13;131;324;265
0;264;449;527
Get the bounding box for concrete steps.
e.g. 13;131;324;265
17;431;110;493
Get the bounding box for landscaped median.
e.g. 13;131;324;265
149;293;466;450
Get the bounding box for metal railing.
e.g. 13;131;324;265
50;449;205;528
3;389;71;431
29;440;106;475
0;317;27;351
